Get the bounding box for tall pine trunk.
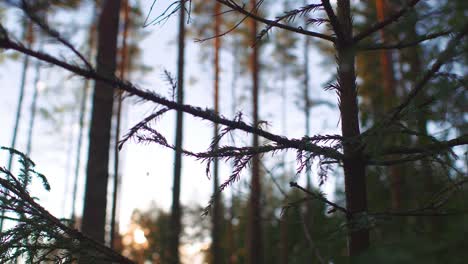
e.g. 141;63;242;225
303;0;314;234
227;36;240;264
81;0;121;244
110;0;130;250
70;17;96;224
169;2;186;263
336;1;370;256
247;0;262;263
25;41;43;157
376;0;402;211
211;1;223;263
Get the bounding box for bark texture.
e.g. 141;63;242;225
247;0;263;263
81;0;121;244
337;1;370;256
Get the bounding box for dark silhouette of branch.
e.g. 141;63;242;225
388;23;468;123
194;2;255;43
381;134;467;156
289;181;349;217
321;0;344;41
215;0;335;42
0;30;344;162
254;2;327;43
358;30;452;51
353;0;421;42
369;178;468;218
14;0;93;70
0;169;135;264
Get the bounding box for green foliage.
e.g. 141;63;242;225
0;147;133;263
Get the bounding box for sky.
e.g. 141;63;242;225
0;0;341;251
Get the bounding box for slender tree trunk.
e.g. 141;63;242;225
211;1;223;263
63;114;75;217
70;13;97;225
247;0;263;263
26;42;43;157
303;0;314;233
280;69;287;167
227;37;240;264
376;0;402;211
337;1;370;256
110;0;130;250
304;30;312;190
169;2;186;263
81;0;121;245
0;21;33;231
279;63;289;264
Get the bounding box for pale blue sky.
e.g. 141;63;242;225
0;0;340;236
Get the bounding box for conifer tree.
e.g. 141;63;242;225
247;0;262;263
81;0;121;244
169;1;186;263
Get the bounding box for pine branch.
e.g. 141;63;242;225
215;0;335;42
321;0;344;41
358;30;452;51
0;150;135;263
289;181;349;217
0;29;344;162
388;23;468;123
353;0;421;43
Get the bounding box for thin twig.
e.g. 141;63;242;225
290;181;349;217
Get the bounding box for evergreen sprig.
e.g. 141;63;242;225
0;147;135;263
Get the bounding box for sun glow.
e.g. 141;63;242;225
133;228;147;245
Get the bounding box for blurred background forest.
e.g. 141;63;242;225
0;0;467;263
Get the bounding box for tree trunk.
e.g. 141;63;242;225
303;0;314;233
110;0;130;250
71;8;97;225
228;36;240;264
247;0;263;263
376;0;402;211
81;0;121;244
336;1;370;256
169;2;186;263
211;1;223;263
26;42;43;157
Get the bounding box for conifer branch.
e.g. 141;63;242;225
353;0;421;43
0;29;344;162
215;0;336;42
358;30;452;51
